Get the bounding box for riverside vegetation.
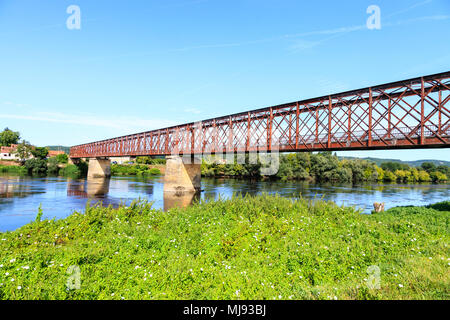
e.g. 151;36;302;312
201;152;449;183
0;194;448;300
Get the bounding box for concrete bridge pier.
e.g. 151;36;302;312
87;158;111;179
163;155;201;194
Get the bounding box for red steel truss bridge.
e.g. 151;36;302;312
70;71;450;158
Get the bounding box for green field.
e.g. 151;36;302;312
0;195;448;300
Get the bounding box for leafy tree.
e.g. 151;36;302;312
383;171;397;182
421;162;436;173
31;147;49;159
25;158;47;176
418;170;431;182
47;157;60;175
375;166;384;182
429;171;447;183
0;128;20;146
13;140;33;164
56;153;68;164
436;165;450;177
136;156;151;164
410;168;419;182
381;161;410;172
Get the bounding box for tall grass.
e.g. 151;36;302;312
0;165;27;175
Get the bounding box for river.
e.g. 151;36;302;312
0;174;449;231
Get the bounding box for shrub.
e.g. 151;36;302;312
56;153;68;164
111;164;161;176
47;157;60;175
24;158;47;176
60;164;81;177
0;165;27;175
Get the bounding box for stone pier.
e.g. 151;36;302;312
87;158;111;179
163;156;201;194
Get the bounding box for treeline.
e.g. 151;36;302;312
0;128;88;178
134;157;166;165
201;152;449;183
111;164;161;176
16;146;87;177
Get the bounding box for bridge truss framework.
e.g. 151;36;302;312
70;71;450;158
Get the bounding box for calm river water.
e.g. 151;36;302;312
0;174;449;231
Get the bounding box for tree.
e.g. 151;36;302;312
13;140;33;164
25;158;47;176
383;171;397;182
56;153;68;164
0;128;20;146
421;162;436;173
430;171;447;183
381;161;409;172
31;147;49;159
47;157;60;175
436;165;450;177
418;170;431;182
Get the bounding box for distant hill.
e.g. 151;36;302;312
46;146;71;154
338;156;450;167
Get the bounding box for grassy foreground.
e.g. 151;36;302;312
0;195;448;300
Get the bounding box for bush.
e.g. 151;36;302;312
60;164;81;177
429;171;447;183
0;165;27;175
56;153;68;164
136;157;166;165
47;157;60;175
31;147;49;160
111;164;161;176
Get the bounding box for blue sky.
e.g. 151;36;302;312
0;0;449;161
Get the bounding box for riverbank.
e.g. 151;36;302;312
0;195;448;300
110;164;162;176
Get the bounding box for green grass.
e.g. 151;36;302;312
0;165;27;175
0;195;448;300
111;164;161;176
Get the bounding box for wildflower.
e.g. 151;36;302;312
10;258;16;263
5;272;9;276
399;284;404;288
17;286;22;290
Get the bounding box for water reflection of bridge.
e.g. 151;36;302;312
67;177;110;198
66;177;199;210
0;176;35;199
